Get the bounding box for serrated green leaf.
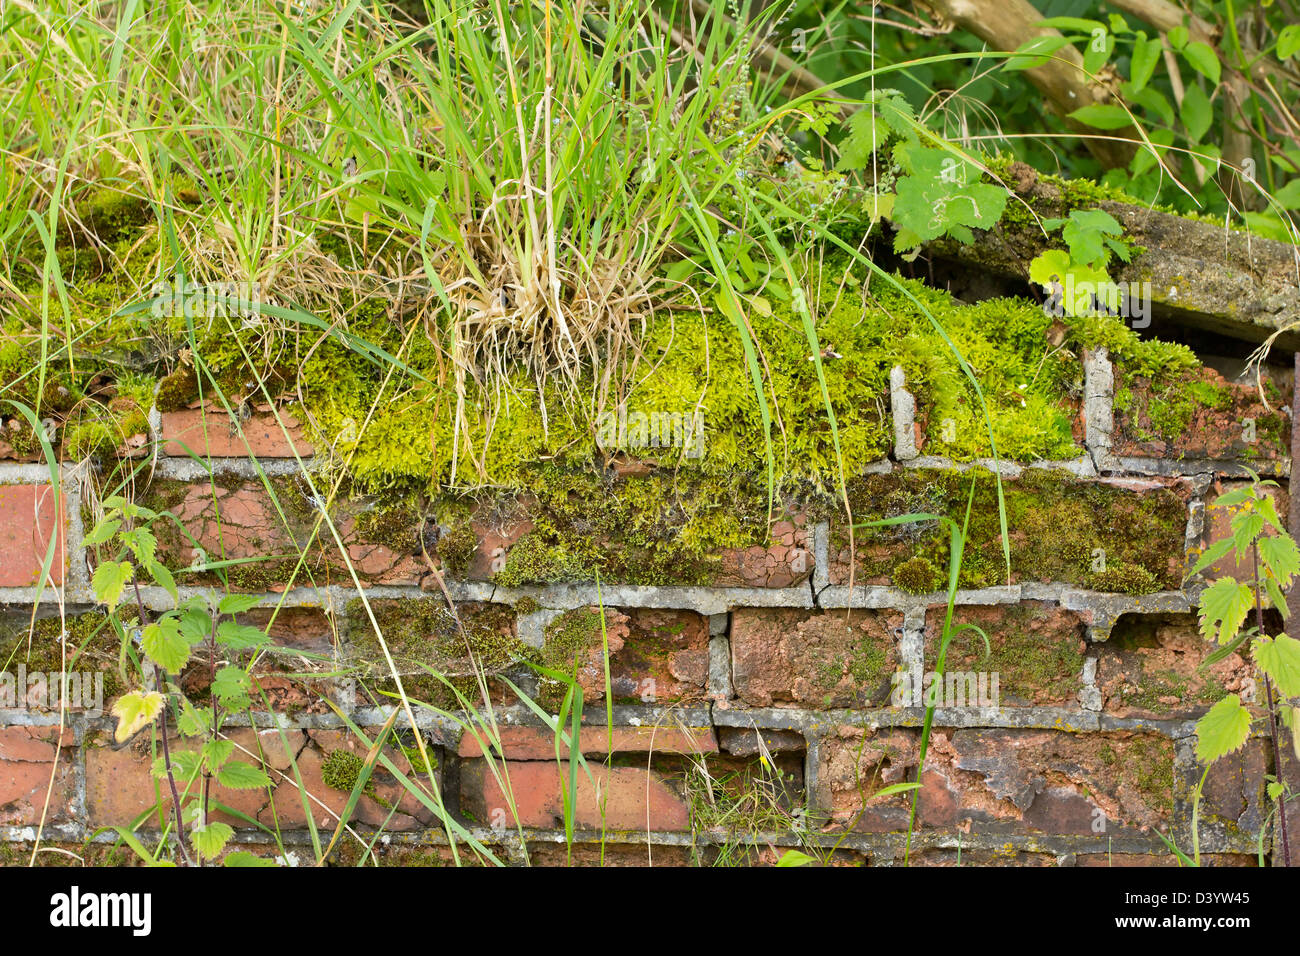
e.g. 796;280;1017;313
1195;695;1252;763
1259;534;1300;588
1198;577;1254;644
92;560;133;613
120;528;156;567
191;822;234;861
146;560;177;602
1231;510;1265;555
218;594;265;615
82;517;121;547
215;621;270;650
1253;635;1300;697
203;739;236;771
1187;537;1236;579
142;619;190;674
176;697;206;737
110;690;164;744
178;608;212;645
211;665;252;704
217;760;272;790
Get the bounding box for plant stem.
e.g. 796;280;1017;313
1252;541;1292;866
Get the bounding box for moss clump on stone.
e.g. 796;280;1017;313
321;749;365;792
434;521;478;578
892;556;943;594
1085;562;1160;596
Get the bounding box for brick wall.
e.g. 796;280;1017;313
0;348;1292;866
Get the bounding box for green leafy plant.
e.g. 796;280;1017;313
86;496;276;867
1182;475;1299;866
1028;208;1133;316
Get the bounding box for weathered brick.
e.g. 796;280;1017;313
460;760;690;831
0;484;66;587
1096;613;1250;719
730;607;900;708
161;403;314;459
829;468;1191;591
716;512;813;589
141;475;424;589
1185;738;1274;846
525;842;695;866
923;602;1086;707
0;726;75;825
1074;852;1256;867
818;726;1174;836
457;724;717;759
1198;479;1289;583
537;607;709;706
718;726;806;756
1112;365;1291;464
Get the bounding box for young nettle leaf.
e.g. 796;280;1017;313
1195;695;1253;763
1186;537;1237;579
178;608;212;645
218;593;265;616
1231;509;1265;555
120;528;157;566
142;619;191;674
1198;577;1255;644
217;760;272;790
1259;534;1300;587
1253;635;1300;698
203;739;236;771
176;697;206;737
216;621;271;650
92;560;134;613
110;690;165;744
191;822;234;861
211;665;252;705
82;517;121;547
146;560;178;602
157;749;203;783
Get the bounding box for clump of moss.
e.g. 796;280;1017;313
321;749;366;792
1085;562;1160;596
435;521;478;578
494;532;590;588
892;556;943;594
154;366;199;412
540;608;605;670
513;596;541;615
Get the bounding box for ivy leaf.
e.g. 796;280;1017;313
191;822;234;861
110;690;165;744
91;560;133;613
1181;42;1221;85
142;619;191;674
217;761;272;790
1194;695;1252;764
1253;635;1300;698
1197;577;1254;644
215;621;270;650
1130;35;1162;91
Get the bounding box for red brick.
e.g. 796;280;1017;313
717;511;813;588
1097;613;1251;718
525;842;695;866
1198;479;1289;584
461;760;689;831
0;484;66;587
819;727;1174;836
0;726;75;825
730;608;900;708
457;724;716;759
1075;853;1256;867
924;603;1086;707
161;404;314;459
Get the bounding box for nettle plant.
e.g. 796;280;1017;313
87;496;275;867
1186;476;1299;867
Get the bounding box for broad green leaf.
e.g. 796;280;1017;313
216;621;270;649
1280;24;1300;60
142;619;190;673
211;665;252;704
1005;34;1072;71
1029;249;1072;288
92;560;133;613
1130;35;1162;91
1068;104;1132;130
1194;695;1252;764
1181;42;1221;84
224;851;276;867
1180;84;1212;143
218;594;265;615
1253;635;1300;697
82;517;121;547
110;690;164;744
1197;577;1254;644
120;528;156;566
1186;537;1235;579
1259;534;1300;588
1231;510;1264;555
776;849;816;867
203;739;236;771
178;608;212;645
1036;16;1104;32
176;697;206;737
1213;487;1254;508
146;560;177;602
1168;25;1189;50
217;760;272;790
191;822;234;861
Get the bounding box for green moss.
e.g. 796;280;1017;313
1085;562;1160;596
434;521;478;578
892;556;943;594
945;604;1084;704
513;596;541;615
1127;736;1175;814
321;749;365;792
0;613;127;700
